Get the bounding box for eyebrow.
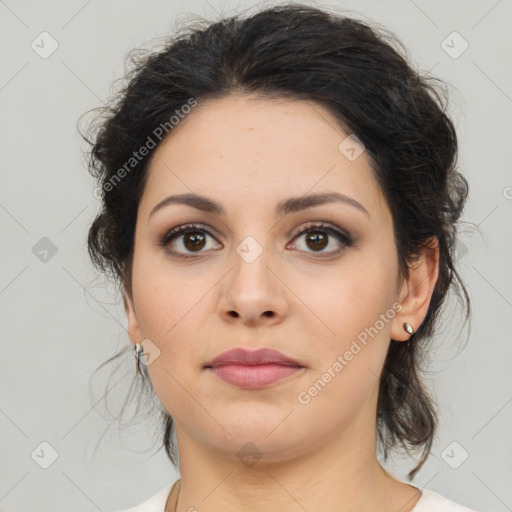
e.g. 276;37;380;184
148;192;369;220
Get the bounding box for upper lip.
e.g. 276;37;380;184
204;348;303;368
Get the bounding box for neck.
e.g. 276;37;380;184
170;419;420;512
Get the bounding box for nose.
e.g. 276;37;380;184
218;242;289;327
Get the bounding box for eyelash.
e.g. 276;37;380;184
158;222;354;260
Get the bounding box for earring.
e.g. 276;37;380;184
403;322;415;335
134;342;144;367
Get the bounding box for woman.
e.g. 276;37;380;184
84;4;476;511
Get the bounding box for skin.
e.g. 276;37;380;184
123;94;439;512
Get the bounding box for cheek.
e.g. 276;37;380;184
129;251;202;385
131;243;203;336
293;273;396;428
299;257;396;346
296;259;398;416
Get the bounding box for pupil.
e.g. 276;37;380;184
307;231;328;251
184;233;206;251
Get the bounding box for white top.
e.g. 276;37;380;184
115;480;479;512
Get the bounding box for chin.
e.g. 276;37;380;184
206;415;311;456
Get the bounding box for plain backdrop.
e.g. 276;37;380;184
0;0;511;510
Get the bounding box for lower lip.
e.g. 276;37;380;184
208;363;303;388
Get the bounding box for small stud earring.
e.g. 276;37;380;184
403;322;415;335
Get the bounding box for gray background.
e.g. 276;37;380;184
0;0;511;510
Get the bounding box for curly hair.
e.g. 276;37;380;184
82;3;471;479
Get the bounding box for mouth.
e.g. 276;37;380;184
204;347;305;389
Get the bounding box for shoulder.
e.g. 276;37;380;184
413;488;479;512
113;482;175;512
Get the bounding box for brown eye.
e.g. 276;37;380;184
304;230;328;251
159;224;221;258
182;231;207;252
290;222;354;257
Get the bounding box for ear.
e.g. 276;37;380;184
124;292;142;346
391;236;440;341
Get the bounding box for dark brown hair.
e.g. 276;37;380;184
82;3;471;479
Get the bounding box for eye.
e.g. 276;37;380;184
159;221;354;260
288;222;354;257
159;223;221;259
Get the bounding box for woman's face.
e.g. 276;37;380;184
124;94;408;462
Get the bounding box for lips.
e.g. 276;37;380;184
204;347;303;368
204;348;305;389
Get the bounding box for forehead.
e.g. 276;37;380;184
139;94;390;223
